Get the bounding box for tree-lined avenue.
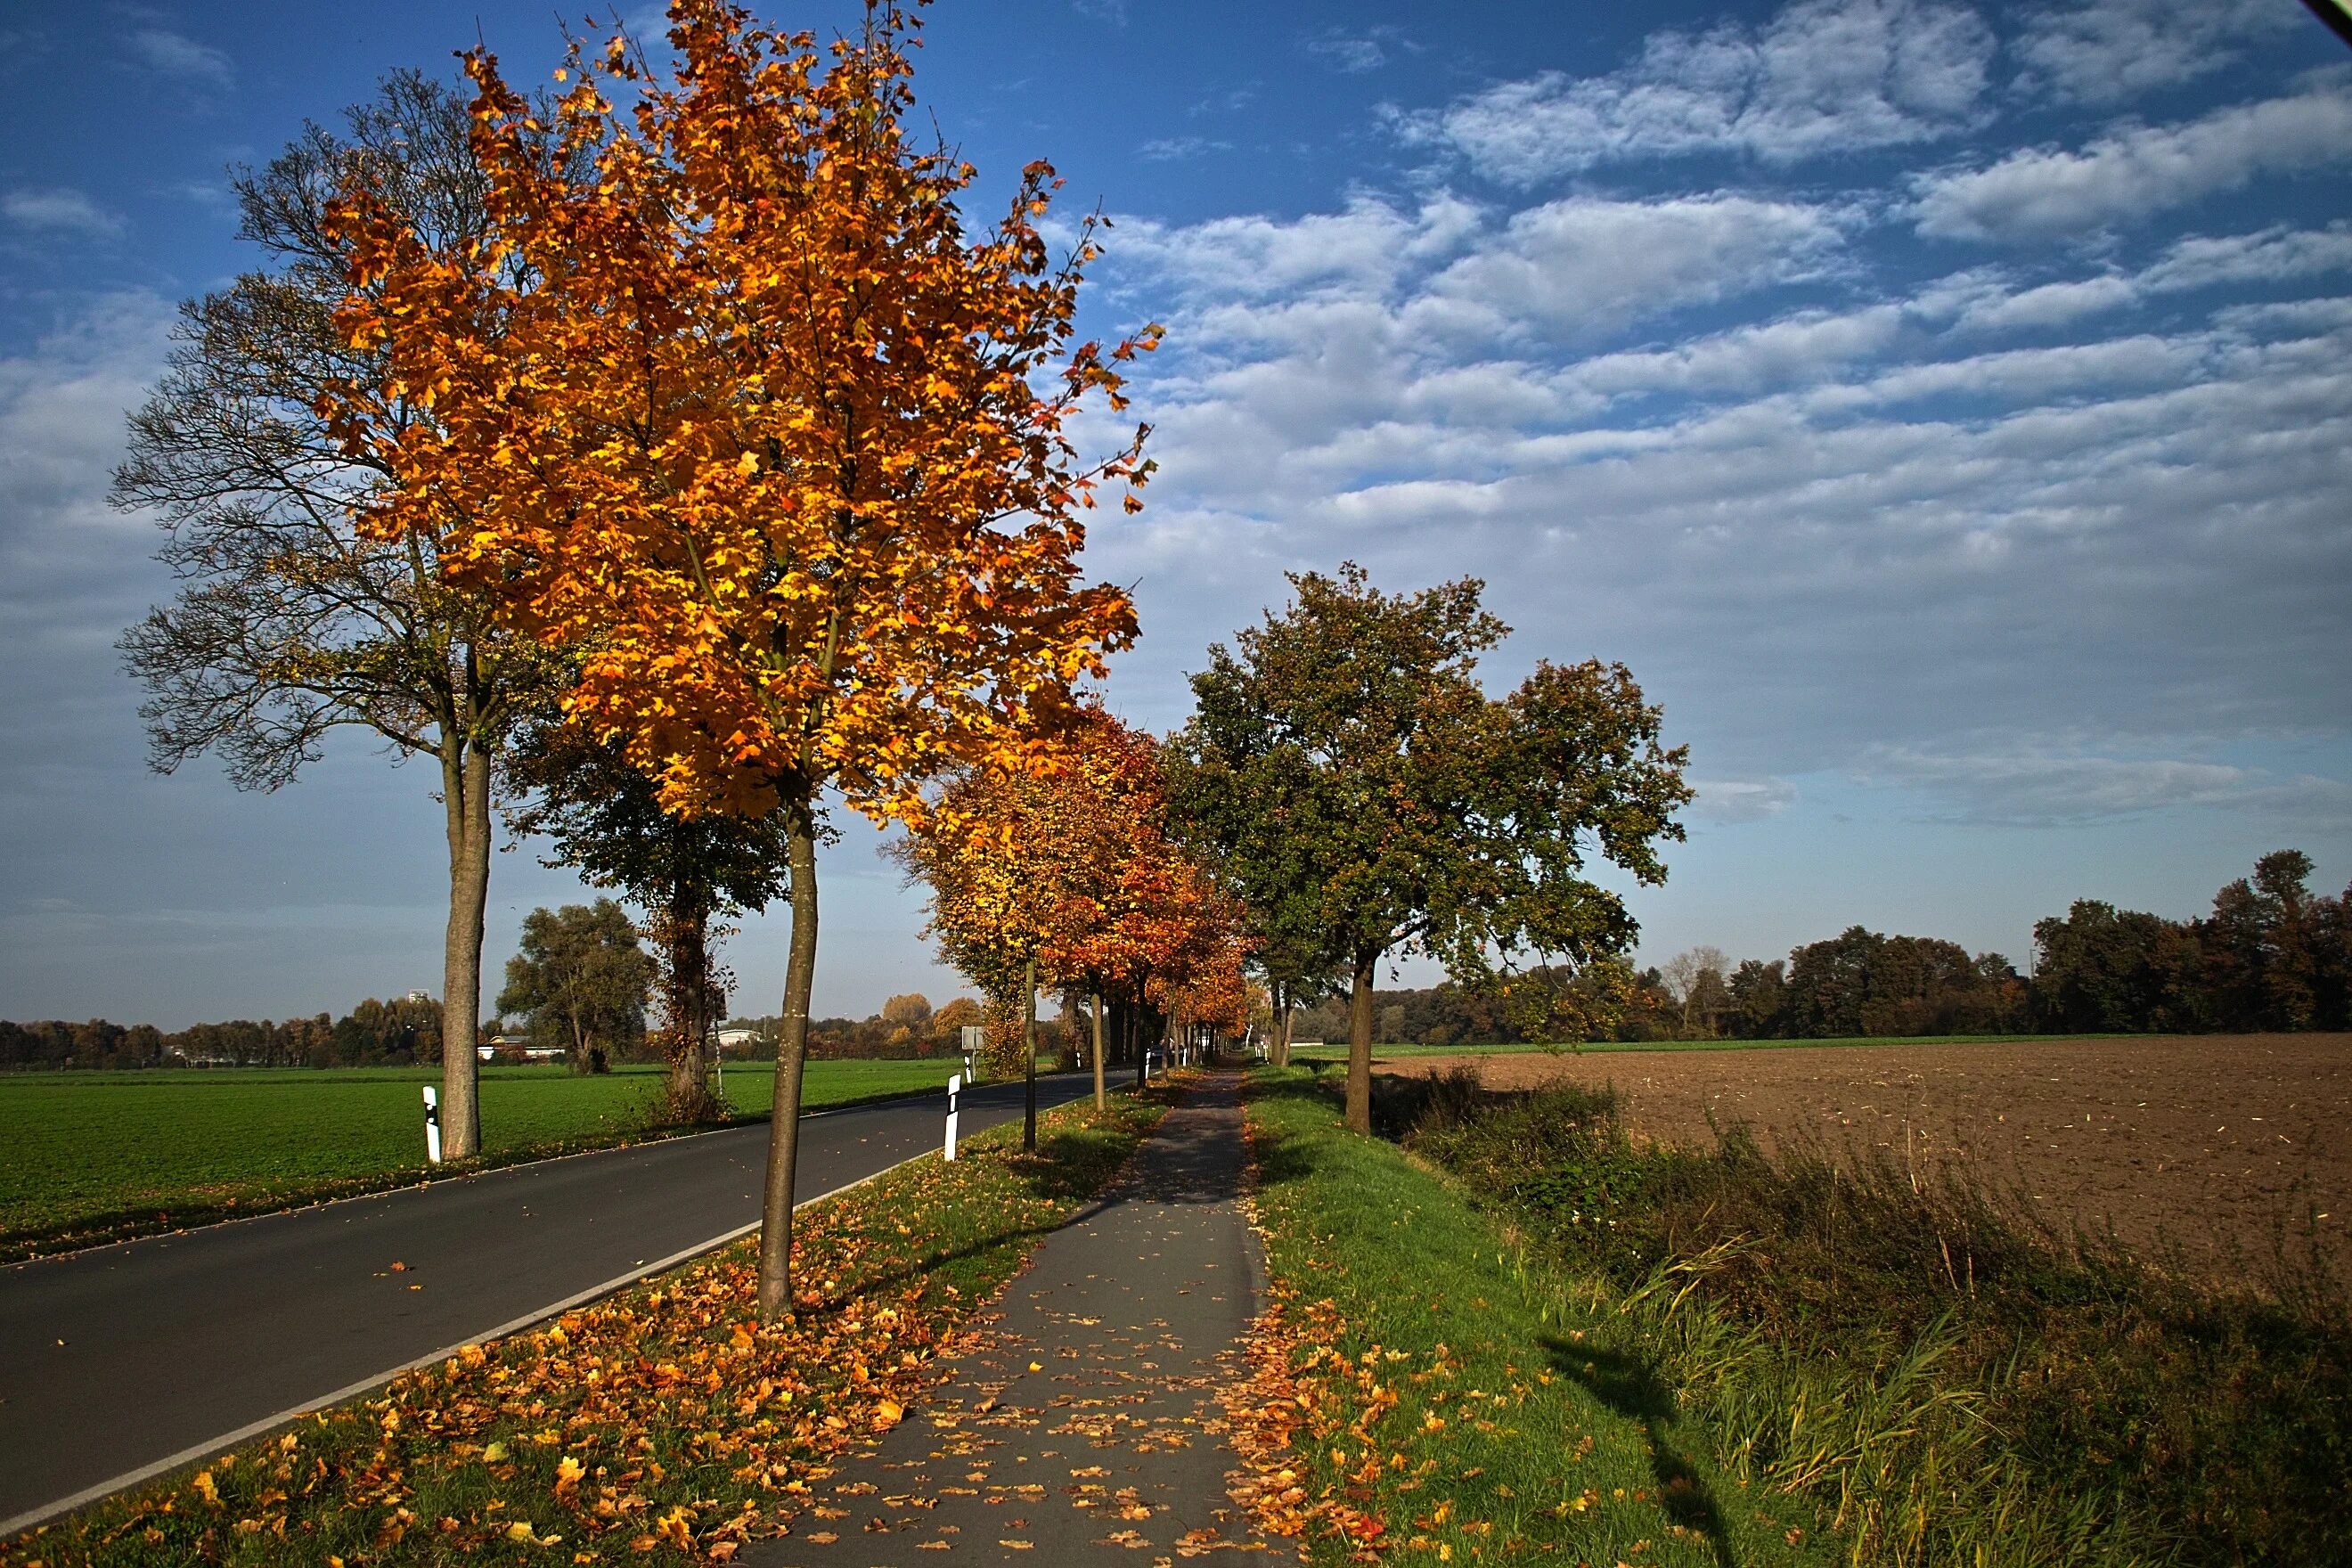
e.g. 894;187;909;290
0;1074;1095;1531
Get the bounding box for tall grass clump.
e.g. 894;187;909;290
1397;1068;2352;1568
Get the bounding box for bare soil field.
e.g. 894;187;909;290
1380;1034;2352;1275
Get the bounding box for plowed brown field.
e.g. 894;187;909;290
1377;1034;2352;1273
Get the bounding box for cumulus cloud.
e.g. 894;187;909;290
1396;0;1994;182
1112;193;1483;305
1418;195;1850;339
1100;171;2352;787
3;187;126;239
2013;0;2295;105
1912;82;2352;242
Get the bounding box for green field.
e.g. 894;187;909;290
0;1058;963;1257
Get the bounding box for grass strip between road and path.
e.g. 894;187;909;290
4;1083;1172;1568
0;1059;999;1263
1227;1065;1832;1568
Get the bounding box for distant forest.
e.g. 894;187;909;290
1294;849;2348;1045
7;850;2345;1068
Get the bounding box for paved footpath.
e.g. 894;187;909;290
747;1074;1282;1565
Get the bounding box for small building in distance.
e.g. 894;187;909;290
476;1032;566;1064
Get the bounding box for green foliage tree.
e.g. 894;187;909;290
497;901;654;1074
505;724;788;1115
110;71;552;1157
1172;564;1691;1133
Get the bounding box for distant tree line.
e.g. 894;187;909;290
0;994;447;1071
721;992;1089;1066
1286;850;2348;1044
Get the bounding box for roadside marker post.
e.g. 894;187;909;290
943;1072;962;1162
421;1085;442;1164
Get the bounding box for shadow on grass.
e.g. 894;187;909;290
1543;1334;1737;1568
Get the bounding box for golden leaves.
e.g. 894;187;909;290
325;0;1158;829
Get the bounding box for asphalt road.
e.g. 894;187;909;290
0;1072;1098;1532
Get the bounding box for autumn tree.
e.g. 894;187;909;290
333;1;1152;1319
112;70;553;1159
497;900;655;1072
894;747;1090;1147
1171;565;1690;1133
879;993;935;1049
504;722;788;1118
932;996;984;1051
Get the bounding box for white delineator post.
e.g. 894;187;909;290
421;1085;442;1164
943;1072;962;1163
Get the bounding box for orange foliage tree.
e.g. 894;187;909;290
331;0;1156;1319
895;706;1159;1128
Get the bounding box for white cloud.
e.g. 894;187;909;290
1913;82;2352;242
1113;194;1483;305
1931;224;2352;334
1569;305;1907;398
3;187;126;239
1398;0;1993;182
1858;747;2352;826
1304;26;1412;75
1951;274;2136;331
1136;135;1230;162
126;26;233;91
1417;195;1850;338
1691;778;1799;823
2013;0;2295;105
1106;176;2352;779
2143;223;2352;292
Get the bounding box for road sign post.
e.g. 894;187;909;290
943;1072;962;1162
421;1085;442;1164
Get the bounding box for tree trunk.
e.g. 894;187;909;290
756;811;820;1325
1022;956;1038;1152
1090;988;1106;1113
666;888;714;1120
1131;995;1145;1089
1346;950;1376;1134
437;739;491;1159
1272;980;1291;1068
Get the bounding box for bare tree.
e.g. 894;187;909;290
1658;945;1731;1039
112;72;550;1157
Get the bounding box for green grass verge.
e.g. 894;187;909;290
1285;1033;2131;1063
1398;1069;2352;1567
4;1086;1170;1567
1241;1066;1831;1566
0;1058;972;1261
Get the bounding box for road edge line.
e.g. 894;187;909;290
0;1156;920;1541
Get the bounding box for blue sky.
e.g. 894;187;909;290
3;0;2348;1027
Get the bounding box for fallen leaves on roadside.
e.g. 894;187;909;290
4;1096;1165;1567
